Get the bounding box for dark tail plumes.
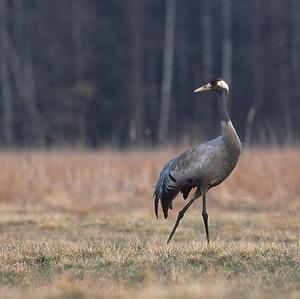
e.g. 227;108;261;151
154;188;159;218
153;159;179;219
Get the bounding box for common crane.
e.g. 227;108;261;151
153;78;241;244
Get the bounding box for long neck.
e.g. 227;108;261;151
218;92;241;153
218;92;230;123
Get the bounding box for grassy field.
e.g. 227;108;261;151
0;148;299;299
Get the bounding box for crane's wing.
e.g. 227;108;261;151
153;139;220;219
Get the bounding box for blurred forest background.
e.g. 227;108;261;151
0;0;299;148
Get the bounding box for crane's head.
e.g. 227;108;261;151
194;78;229;94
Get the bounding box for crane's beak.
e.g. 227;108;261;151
194;83;212;93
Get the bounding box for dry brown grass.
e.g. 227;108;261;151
0;210;299;299
0;148;299;299
0;147;299;213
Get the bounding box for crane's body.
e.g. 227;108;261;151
153;78;241;244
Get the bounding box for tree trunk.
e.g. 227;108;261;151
245;0;263;147
11;0;45;146
222;0;232;86
129;0;145;147
71;0;85;82
290;0;300;141
200;0;215;137
158;0;177;144
0;0;13;146
201;1;213;81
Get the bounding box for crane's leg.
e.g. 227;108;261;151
167;189;201;244
202;193;210;244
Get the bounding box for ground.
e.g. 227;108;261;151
0;148;299;299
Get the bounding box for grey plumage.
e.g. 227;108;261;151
153;78;241;243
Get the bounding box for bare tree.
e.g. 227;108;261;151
71;0;86;82
201;1;213;81
200;0;215;136
158;0;177;144
291;0;300;108
176;10;188;144
245;0;263;146
222;0;232;86
0;0;13;146
11;0;45;146
129;0;145;147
